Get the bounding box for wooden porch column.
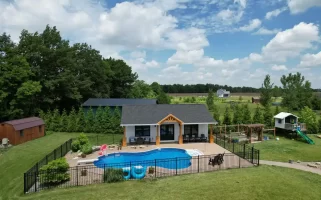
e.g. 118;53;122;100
122;127;127;147
156;125;160;145
209;124;214;143
261;127;264;141
178;124;183;144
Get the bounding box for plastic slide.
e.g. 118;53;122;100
131;166;146;179
99;144;108;156
122;167;131;180
296;130;314;144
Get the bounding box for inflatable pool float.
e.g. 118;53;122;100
122;167;131;180
131;166;146;179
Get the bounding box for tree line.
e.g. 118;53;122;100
161;84;262;93
40;107;122;134
0;26;170;121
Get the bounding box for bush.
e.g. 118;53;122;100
103;168;124;183
71;140;81;152
148;167;155;174
81;143;93;155
40;158;70;184
78;133;89;146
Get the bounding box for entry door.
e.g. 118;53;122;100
160;124;175;140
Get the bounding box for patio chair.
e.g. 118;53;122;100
200;134;207;142
190;135;196;142
136;137;145;145
129;137;136;145
208;153;225;167
2;138;9;148
183;135;189;143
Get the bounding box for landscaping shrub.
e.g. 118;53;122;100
81;143;93;155
40;158;70;185
71;140;81;152
78;133;89;146
103;168;124;183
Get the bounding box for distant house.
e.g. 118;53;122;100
0;117;45;145
252;97;261;104
216;89;230;98
82;98;158;114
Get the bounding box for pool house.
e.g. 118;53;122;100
120;104;218;146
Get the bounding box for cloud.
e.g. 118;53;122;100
167;49;204;65
216;9;244;25
239;19;262;32
234;0;247;8
130;51;146;59
261;22;320;62
271;64;288;71
298;51;321;68
253;27;281;35
287;0;321;14
265;7;287;20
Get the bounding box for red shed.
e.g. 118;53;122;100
0;117;45;145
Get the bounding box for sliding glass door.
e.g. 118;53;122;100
160;124;175;140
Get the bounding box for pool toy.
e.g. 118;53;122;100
131;166;146;179
122;167;131;180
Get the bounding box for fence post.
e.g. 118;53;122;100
243;144;246;159
223;136;225;148
97;135;98;146
66;142;68;153
36;162;39;172
239;155;241;168
198;155;200;173
233;142;235;153
176;158;178;176
61;145;63;157
154;159;157;178
76;166;79;186
54;149;56;160
103;164;106;183
24;173;27;194
34;171;37;192
258;150;260;166
251;146;254;164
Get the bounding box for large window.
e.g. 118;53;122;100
20;130;24;137
135;126;150;137
160;124;175;140
184;125;198;137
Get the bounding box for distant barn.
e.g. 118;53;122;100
82;98;158;114
216;89;230;98
0;117;45;145
252;97;261;104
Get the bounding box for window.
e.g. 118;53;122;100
278;119;282;124
135;126;150;137
20;130;24;137
39;126;42;133
184;125;198;136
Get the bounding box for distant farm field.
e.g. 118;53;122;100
168;93;260;97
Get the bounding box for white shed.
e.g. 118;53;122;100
273;112;299;130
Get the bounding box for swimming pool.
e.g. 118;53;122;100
94;148;192;170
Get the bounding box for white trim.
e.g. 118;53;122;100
121;124;157;126
183;122;217;125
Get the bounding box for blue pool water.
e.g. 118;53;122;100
94;148;192;169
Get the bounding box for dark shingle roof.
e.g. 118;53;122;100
3;117;44;131
82;98;157;107
121;104;217;125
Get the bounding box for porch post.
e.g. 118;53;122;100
156;125;160;145
122;127;127;147
178;124;183;144
209;124;214;143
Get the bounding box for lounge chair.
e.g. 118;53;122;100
190;135;196;142
183;135;189;143
208;153;225;167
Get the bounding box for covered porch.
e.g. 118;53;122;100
122;114;216;146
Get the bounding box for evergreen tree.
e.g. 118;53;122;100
260;75;274;107
44;110;52;131
274;106;280;116
111;107;122;134
206;90;215;110
102;106;112;134
232;104;242;124
300;106;319;134
242;104;252;124
66;107;77;132
76;107;86;132
213;112;221;125
252;106;264;124
157;91;171;104
263;106;273;127
85;107;95;133
50;109;60;132
93;106;104;133
59;109;68;132
223;107;232;125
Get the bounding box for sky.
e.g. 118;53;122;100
1;0;321;88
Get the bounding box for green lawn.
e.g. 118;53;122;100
20;166;321;200
253;134;321;162
0;132;122;200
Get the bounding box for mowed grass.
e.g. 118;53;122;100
253;134;321;162
21;166;321;200
0;132;122;200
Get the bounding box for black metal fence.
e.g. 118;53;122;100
24;153;254;193
24;139;72;193
215;133;260;166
